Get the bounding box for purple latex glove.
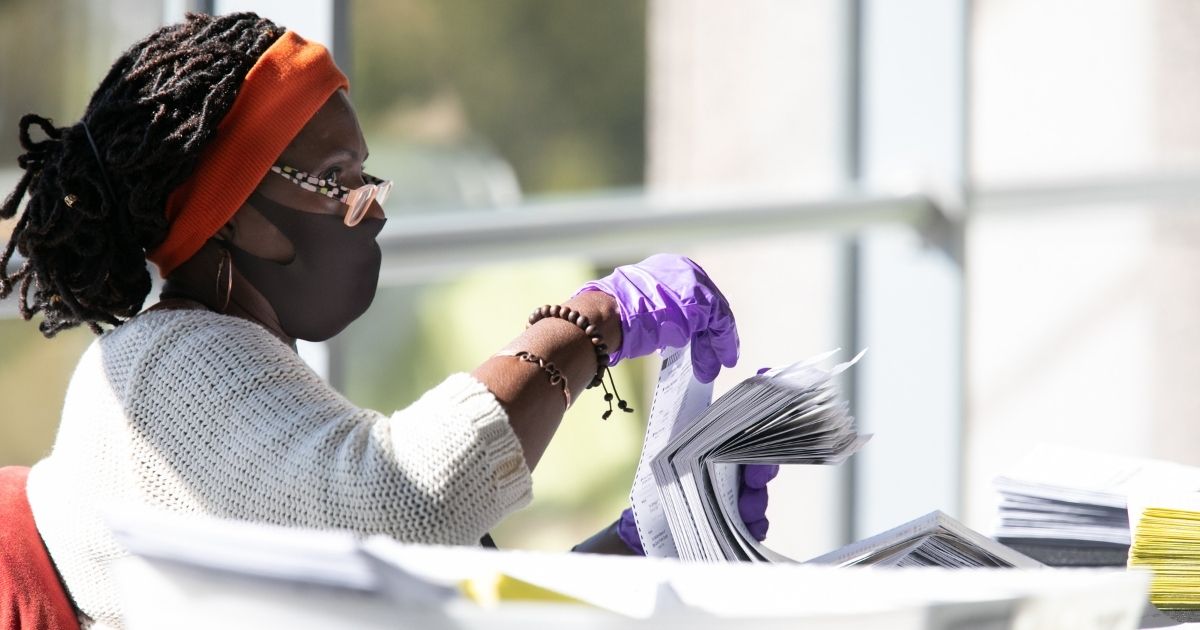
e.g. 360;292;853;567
575;253;739;384
617;463;780;554
741;367;781;540
739;463;780;540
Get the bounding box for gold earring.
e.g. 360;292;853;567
215;248;233;313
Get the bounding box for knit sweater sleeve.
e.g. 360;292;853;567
128;314;532;545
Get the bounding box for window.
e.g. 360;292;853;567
0;0;163;465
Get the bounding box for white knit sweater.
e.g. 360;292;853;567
26;309;533;629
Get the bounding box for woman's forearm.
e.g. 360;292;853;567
471;290;622;470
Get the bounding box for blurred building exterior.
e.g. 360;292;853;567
965;0;1200;529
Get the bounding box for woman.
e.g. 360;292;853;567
0;13;767;629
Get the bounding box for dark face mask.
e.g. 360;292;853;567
225;192;386;342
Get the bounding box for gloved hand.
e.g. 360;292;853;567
575;253;738;383
616;463;781;554
738;463;780;540
739;368;782;540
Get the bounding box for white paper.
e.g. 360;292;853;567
994;444;1200;545
630;346;713;558
114;521;1149;630
108;509;1150;630
106;504;377;591
806;510;1041;568
640;348;870;562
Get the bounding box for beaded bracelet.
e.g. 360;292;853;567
527;304;634;420
496;350;571;409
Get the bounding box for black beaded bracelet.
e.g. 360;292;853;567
527;304;633;420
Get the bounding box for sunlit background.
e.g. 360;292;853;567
2;0;1200;561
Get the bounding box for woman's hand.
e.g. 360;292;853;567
575;253;738;383
611;463;781;554
738;463;780;541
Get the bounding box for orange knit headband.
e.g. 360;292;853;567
147;31;350;277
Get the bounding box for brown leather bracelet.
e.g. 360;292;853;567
495;349;571;409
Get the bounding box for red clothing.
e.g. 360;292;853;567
0;466;78;630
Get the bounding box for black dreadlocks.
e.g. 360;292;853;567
0;13;285;337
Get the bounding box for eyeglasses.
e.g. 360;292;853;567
268;164;393;226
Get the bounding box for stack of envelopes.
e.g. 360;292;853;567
1130;505;1200;610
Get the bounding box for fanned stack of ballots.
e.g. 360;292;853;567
807;511;1041;568
993;445;1200;566
630;346;870;562
1129;494;1200;611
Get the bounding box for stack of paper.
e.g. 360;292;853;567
1129;494;1200;611
632;347;870;562
993;445;1200;564
107;504;378;591
109;508;1151;630
807;511;1041;568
